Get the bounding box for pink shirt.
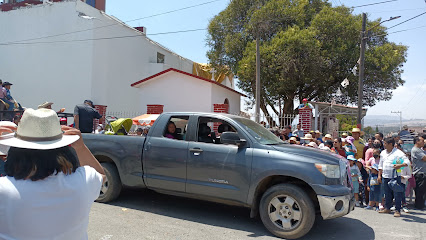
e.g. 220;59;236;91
368;157;380;167
364;148;374;164
0;87;6;99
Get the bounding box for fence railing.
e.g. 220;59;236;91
104;111;299;129
105;111;145;119
0;110;24;121
236;112;299;129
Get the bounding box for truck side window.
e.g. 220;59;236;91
163;116;189;140
197;117;237;144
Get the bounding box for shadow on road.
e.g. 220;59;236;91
102;189;374;239
401;212;426;223
300;216;375;240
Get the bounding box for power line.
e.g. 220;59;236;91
0;0;223;45
351;0;398;8
404;79;426;108
387;11;426;30
371;25;426;37
370;7;426;13
0;28;211;46
0;16;302;46
0;35;145;45
148;28;206;36
124;0;223;23
2;21;425;46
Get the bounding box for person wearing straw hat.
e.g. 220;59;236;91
319;133;332;149
399;125;410;137
0;108;106;239
315;130;323;143
351;128;365;160
38;101;65;114
301;133;315;145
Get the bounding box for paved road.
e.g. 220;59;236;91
88;189;426;240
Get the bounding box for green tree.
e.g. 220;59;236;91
336;114;356;132
207;0;407;121
363;126;374;137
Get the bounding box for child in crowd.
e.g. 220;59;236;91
367;148;381;167
366;148;386;209
366;164;381;211
400;161;412;213
345;136;357;157
406;162;416;205
348;155;362;207
356;158;369;206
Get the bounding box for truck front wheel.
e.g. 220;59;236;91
259;184;315;239
96;162;122;203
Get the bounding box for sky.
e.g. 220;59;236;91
103;0;426;119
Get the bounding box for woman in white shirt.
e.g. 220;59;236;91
0;108;106;240
378;137;410;217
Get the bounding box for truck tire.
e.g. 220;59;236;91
96;163;122;203
259;184;315;239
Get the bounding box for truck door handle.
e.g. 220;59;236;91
145;142;151;151
189;148;203;156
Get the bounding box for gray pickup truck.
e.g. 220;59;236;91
83;112;354;239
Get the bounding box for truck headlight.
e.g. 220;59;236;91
315;164;340;179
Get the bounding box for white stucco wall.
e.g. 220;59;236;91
210;84;241;115
0;0;193;115
0;1;94;113
135;71;213;113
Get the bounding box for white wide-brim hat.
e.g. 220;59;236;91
301;133;314;140
0;108;79;150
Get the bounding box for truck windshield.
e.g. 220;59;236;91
233;117;285;145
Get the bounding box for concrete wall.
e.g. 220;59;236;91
0;0;193;115
136;72;213;113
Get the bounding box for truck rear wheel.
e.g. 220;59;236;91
259;184;315;239
96;162;122;203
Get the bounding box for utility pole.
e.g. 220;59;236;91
357;13;367;128
391;111;402;132
255;32;261;123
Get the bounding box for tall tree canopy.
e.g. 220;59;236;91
207;0;407;119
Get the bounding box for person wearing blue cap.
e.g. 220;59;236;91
366;164;381;211
348;155;362;207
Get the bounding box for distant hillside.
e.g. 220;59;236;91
364;115;404;126
364;115;426;134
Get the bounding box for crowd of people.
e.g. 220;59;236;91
272;124;426;217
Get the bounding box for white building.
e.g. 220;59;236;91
0;0;201;116
131;68;244;115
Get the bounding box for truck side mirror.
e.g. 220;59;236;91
221;132;246;147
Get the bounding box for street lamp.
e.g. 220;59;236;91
356;15;401;128
367;16;401;33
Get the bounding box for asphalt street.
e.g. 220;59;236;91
88;189;426;240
